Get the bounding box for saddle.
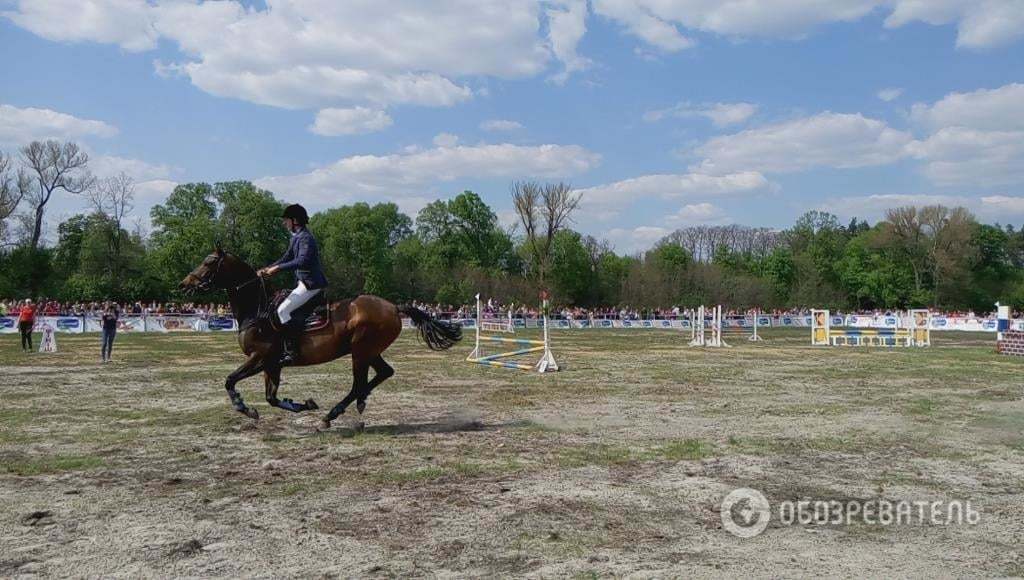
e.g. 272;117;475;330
268;290;332;333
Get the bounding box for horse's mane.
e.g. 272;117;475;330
223;252;258;279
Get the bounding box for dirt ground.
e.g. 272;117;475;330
1;327;1023;578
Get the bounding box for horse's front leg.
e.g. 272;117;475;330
263;366;319;413
226;354;264;420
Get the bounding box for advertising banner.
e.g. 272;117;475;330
3;313;1017;334
145;315;204;332
34;316;85;334
0;316;17;334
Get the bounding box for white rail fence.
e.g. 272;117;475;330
1;312;1014;334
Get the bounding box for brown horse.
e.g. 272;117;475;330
179;248;462;428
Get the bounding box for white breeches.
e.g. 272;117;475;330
277;281;320;324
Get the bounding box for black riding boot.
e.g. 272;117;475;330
279;320;303;366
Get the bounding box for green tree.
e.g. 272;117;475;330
310;202;412;297
215;181;288;268
416;190;514;271
148;183;219;295
548;230;595;305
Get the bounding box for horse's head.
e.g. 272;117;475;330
180;247;249;295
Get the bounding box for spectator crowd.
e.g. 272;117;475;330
0;299;231;318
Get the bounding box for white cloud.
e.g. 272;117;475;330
904;83;1024;187
592;0;694;52
0;104;118;145
667;202;731;225
592;1;1023;50
693;112;913;175
480;119;525;132
675;84;1024;191
605;225;673;253
432;133;460;148
907;127;1024;187
980;195;1024;217
885;0;1024;49
3;0;160;52
877;88;903;102
309;107;393;136
255;141;600;212
644;102;758;127
90;154;173;182
910;83;1024;131
578;171;772;212
594;0;876;43
546;0;591;83
5;0;569;110
132;178;178;205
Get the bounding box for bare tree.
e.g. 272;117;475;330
660;225;782;263
87;172;136;276
0;151;29;247
582;234;611;272
881;206;929;296
920;205;975;306
511;181;580;290
20;140;94;250
881;205;976;306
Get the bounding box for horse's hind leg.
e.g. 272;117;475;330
322;358;369;429
264;366;319;413
226;354;264;420
356;355;394;415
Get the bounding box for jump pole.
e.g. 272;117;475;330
467;293;558;373
689;305;730;348
689;305;705;346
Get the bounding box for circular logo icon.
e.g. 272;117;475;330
721;488;770;538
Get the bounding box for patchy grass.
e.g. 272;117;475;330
906;397;938;417
654;438;714;461
0;328;1022;577
1;453;106;476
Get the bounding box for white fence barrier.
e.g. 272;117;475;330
0;313;1013;334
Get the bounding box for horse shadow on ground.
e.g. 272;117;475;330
309;418;534;439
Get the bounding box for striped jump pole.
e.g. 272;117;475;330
466;293;559;372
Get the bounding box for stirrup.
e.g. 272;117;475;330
279;336;300;365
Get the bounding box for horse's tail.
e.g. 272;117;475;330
399;305;463;351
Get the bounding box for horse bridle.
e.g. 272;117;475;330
194;253;226;293
192;254;270;323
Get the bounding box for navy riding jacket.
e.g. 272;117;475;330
272;227;329;290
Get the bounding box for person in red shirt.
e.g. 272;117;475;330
19;299;36;352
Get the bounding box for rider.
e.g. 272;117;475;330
257;204;329;366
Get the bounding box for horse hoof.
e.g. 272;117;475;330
245;407;260;420
318;419;332;431
306;399;319;411
356;400;366;414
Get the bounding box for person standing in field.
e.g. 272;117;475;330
19;299;36;353
101;301;119;362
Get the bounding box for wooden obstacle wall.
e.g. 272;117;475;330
812;309;931;347
996;330;1024;356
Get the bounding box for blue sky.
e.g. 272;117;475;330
1;0;1022;252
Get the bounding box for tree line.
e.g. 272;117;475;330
2;139;1024;312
